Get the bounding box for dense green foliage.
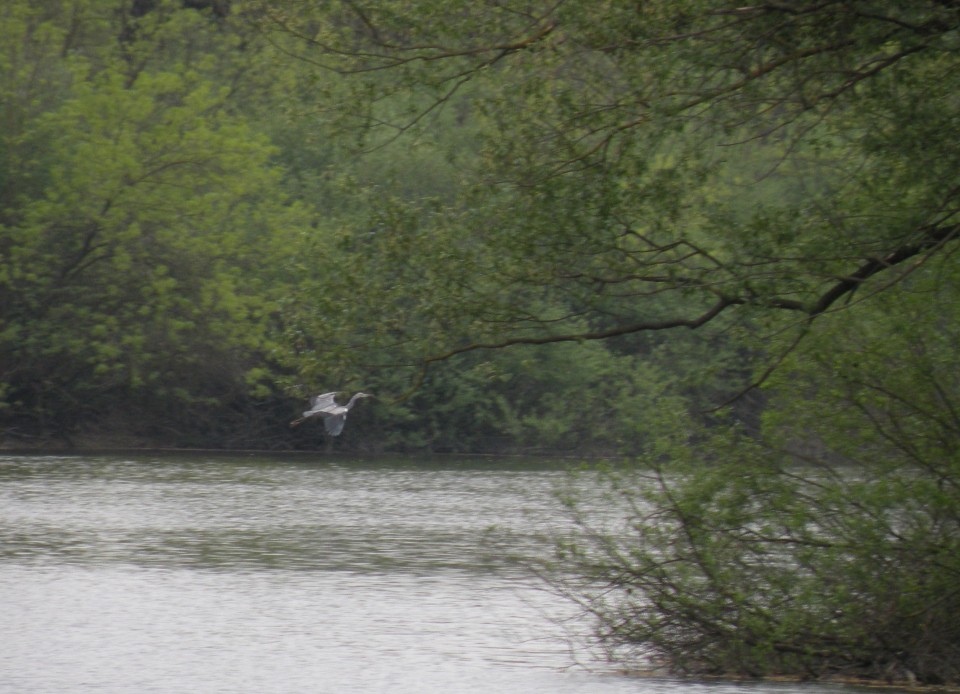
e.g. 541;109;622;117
0;1;306;445
555;265;960;682
2;0;959;682
256;0;959;360
1;0;681;451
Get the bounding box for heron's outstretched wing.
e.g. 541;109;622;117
293;390;358;435
303;392;339;417
324;414;347;436
309;392;339;410
291;392;344;428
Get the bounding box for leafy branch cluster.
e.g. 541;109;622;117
256;1;960;379
554;272;960;682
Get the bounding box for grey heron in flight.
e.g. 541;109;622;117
290;391;373;435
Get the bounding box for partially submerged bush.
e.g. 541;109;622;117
552;276;960;685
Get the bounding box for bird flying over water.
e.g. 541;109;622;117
290;391;372;435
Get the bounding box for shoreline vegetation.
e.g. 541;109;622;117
624;669;960;693
622;666;960;691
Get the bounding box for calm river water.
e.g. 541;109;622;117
0;453;870;693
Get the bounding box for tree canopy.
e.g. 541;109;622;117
4;1;957;445
0;0;306;444
254;0;960;391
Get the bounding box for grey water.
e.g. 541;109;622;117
0;454;864;693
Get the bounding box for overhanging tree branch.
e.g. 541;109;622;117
418;222;960;369
807;223;960;317
424;295;741;364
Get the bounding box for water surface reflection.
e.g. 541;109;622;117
0;454;880;693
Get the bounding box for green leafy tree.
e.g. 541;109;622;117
0;0;306;443
250;0;960;378
554;260;960;683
